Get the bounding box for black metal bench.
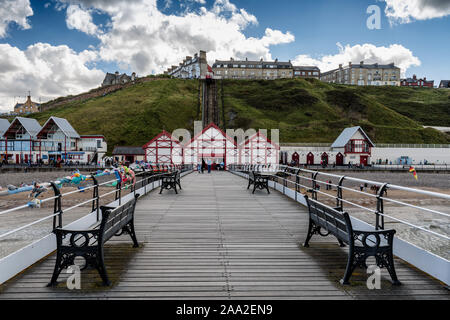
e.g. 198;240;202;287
303;196;401;286
247;171;270;194
47;194;140;287
160;171;182;194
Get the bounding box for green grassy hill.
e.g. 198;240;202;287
5;78;450;153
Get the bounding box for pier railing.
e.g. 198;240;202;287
229;164;450;286
0;164;193;285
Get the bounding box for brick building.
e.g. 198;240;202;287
293;66;320;79
400;75;434;88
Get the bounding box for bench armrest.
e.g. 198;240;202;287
352;229;396;247
54;227;101;246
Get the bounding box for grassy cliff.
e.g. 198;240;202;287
7;78;449;153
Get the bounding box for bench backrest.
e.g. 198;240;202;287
305;196;353;244
99;194;140;244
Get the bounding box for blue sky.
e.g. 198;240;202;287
0;0;449;110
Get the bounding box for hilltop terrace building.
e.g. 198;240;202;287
400;75;434;88
321;61;401;86
165;51;211;79
212;58;294;80
13;95;40;115
102;71;136;86
0;116;107;164
293;66;320;79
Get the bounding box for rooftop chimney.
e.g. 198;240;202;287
349;62;352;67
339;64;343;69
360;61;364;66
413;74;417;80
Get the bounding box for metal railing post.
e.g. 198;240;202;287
336;176;346;211
91;176;100;221
312;172;319;200
376;183;389;230
50;182;62;231
295;169;302;201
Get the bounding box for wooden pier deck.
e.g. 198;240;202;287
0;172;448;300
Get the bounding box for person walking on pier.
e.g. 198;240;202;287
207;159;212;174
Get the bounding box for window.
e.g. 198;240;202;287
97;140;102;148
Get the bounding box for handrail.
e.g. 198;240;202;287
0;164;193;241
229;164;450;242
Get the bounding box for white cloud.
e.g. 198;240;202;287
56;0;294;74
384;0;450;24
66;4;100;36
0;0;33;38
292;43;421;76
0;43;104;111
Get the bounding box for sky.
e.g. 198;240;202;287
0;0;449;111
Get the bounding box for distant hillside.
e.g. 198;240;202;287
5;78;449;153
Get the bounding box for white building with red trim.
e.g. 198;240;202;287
280;127;375;166
183;123;238;167
239;132;279;165
143;130;183;165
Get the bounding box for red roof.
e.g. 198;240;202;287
142;130;182;149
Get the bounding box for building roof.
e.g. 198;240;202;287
439;80;450;88
143;130;181;149
353;64;398;70
213;59;293;69
185;123;237;147
4;117;42;138
322;62;400;75
240;132;280;149
401;76;434;84
293;66;320;71
38;116;80;139
112;146;145;155
331;126;375;148
0;119;10;137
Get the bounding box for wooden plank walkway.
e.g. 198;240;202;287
0;172;448;300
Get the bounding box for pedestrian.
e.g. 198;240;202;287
360;184;364;192
201;159;206;174
197;163;202;174
207;159;212;174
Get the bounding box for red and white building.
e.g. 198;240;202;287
281;126;375;166
183;123;238;167
143;131;183;165
239;132;279;165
